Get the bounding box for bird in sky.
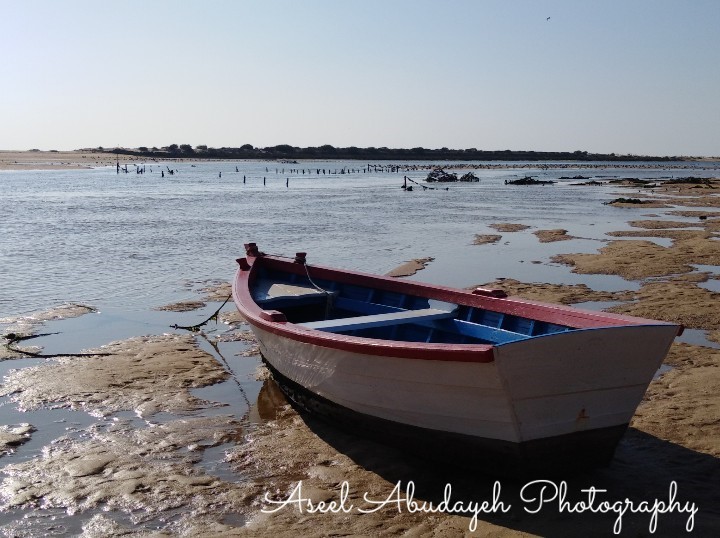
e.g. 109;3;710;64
547;16;551;21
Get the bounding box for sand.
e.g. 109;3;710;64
0;150;144;171
489;223;531;233
477;278;634;305
385;258;435;277
473;234;503;245
155;300;208;312
0;333;229;417
625;219;705;230
606;280;720;330
472;224;532;249
553;214;720;280
533;229;578;243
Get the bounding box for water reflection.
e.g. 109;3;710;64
248;378;289;424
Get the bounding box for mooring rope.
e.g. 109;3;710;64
254;250;331;296
171;294;232;332
302;262;330;295
301;262;336;321
2;333;112;358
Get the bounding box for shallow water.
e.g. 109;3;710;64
1;159;719;534
676;328;720;349
3;159;719;317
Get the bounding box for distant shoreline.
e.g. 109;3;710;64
1;149;718;172
106;145;685;162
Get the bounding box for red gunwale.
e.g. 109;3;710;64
232;252;679;364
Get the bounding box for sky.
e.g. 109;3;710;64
2;0;719;156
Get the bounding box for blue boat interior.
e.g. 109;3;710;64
252;268;573;345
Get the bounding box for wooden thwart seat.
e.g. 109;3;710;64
299;308;456;333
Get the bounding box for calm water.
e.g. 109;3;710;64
4;159;719;318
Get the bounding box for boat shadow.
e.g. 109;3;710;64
259;379;720;536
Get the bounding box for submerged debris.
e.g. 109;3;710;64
458;172;480;182
425;169;478;183
425;168;458;182
606;197;651;205
505;176;555;185
665;177;717;186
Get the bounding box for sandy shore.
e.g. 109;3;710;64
1;178;719;535
0;150;146;170
385;258;435;277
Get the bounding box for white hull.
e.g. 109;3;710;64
251;323;675;444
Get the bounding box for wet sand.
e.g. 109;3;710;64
533;229;578;243
489;223;531;233
553;223;720;280
478;278;634;305
385;258;435;277
0;425;35;457
1;334;229;417
0;150;143;170
1;179;719;535
473;234;503;245
470;224;533;247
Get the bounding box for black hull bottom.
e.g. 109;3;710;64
261;357;628;478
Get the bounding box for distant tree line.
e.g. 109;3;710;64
97;144;676;161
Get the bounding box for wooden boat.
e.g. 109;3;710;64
232;243;682;475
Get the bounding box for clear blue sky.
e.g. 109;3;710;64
2;0;719;156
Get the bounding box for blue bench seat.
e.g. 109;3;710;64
299;308;456;333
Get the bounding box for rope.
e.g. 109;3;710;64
2;333;112;358
302;262;334;320
255;250;330;294
303;262;330;295
171;294;232;332
242;251;334;318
